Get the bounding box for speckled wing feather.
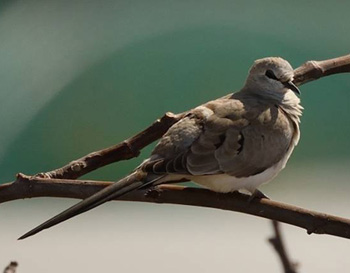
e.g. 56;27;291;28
142;95;294;178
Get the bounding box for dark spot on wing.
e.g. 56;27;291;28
237;133;244;154
215;134;226;149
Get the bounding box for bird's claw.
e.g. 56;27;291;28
248;190;270;202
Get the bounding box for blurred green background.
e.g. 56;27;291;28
1;0;350;272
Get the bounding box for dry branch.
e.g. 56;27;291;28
293;54;350;85
269;221;298;273
2;174;350;240
35;54;350;180
38;112;185;179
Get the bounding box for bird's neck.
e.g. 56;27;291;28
233;89;303;124
278;91;303;124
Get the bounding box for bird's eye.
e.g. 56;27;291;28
265;70;278;80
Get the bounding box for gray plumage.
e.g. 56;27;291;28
19;57;302;240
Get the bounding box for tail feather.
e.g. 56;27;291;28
18;172;145;240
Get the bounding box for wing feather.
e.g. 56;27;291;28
141;98;294;178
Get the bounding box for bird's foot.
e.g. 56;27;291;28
144;186;161;199
248;189;270;203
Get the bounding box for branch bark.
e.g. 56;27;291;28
269;221;298;273
2;174;350;240
293;54;350;86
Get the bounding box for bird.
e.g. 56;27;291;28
19;57;302;240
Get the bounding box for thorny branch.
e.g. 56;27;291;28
1;54;350;241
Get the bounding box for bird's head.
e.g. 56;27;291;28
244;57;300;99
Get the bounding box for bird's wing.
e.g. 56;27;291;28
142;97;294;178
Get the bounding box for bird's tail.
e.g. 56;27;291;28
18;171;149;240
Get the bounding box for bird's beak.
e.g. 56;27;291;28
284;80;301;95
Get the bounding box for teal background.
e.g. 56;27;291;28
0;1;350;272
1;0;350;181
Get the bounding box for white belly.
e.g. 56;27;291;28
189;145;294;193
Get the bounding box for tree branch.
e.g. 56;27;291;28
36;54;350;180
39;112;185;179
269;221;298;273
2;174;350;240
293;54;350;86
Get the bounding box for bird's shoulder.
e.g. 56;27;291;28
203;95;293;130
151;97;246;156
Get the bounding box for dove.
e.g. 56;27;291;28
19;57;302;240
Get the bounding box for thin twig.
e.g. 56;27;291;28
269;221;298;273
2;174;350;240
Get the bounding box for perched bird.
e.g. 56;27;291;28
19;57;302;240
